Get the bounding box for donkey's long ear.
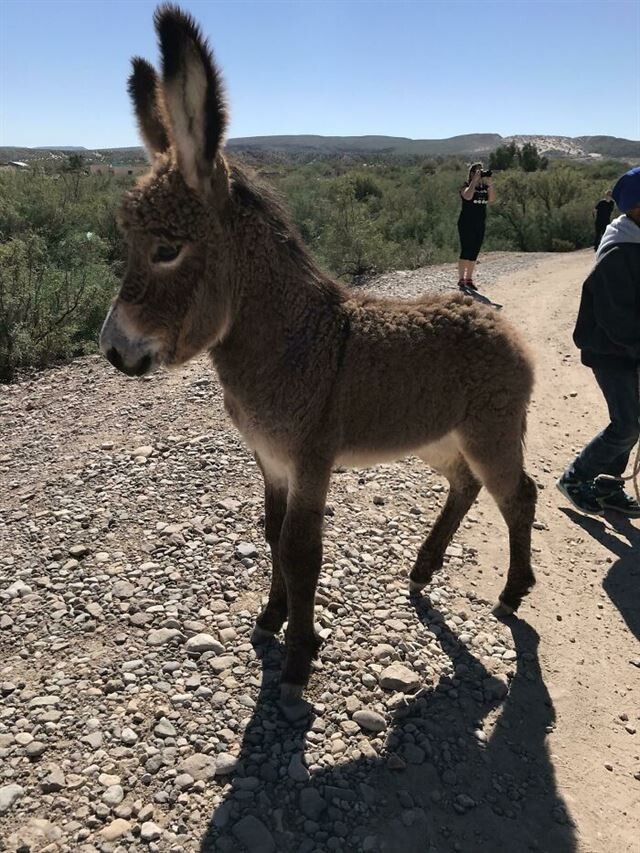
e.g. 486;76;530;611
128;57;170;158
154;4;228;193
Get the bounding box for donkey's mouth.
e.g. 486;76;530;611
105;347;154;378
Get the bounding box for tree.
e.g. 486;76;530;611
489;142;519;171
61;153;86;202
519;142;548;173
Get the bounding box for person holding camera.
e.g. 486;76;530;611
457;163;495;292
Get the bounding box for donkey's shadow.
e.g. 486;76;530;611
200;606;576;853
561;507;640;642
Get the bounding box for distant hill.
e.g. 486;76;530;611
2;133;638;165
225;133;504;156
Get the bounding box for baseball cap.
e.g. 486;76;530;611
611;166;640;213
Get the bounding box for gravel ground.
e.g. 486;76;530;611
0;252;575;852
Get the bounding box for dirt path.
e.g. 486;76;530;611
0;251;638;853
473;250;640;853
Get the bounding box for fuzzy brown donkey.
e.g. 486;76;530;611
101;5;537;708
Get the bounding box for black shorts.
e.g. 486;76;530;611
458;218;485;261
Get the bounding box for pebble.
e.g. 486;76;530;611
140;821;164;841
0;783;24;814
102;784;125;807
288;752;310;782
147;628;184;646
353;709;387;733
100;818;132;840
379;663;421;693
186;632;224;654
154;717;177;738
177;753;217;781
232;815;276;853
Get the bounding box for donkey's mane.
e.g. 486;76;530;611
228;159;346;304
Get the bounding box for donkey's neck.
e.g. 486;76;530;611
211;202;347;420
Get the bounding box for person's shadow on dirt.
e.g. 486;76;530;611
200;603;576;853
561;508;640;641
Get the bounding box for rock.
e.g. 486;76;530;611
154;717;177;738
69;544;90;558
29;694;60;707
403;743;425;764
387;754;407;771
288;752;310;782
113;580;135;598
177;753;217;781
175;773;194;789
140;821;163;842
185;632;224;654
147;628;184;646
83;730;103;749
6;580;32;598
6;818;62;849
379;663;421;693
236;541;259;558
121;726;138;745
100;818;132;840
232;815;276;853
102;784;125;807
25;740;47;759
0;784;25;814
372;643;396;661
353;709;387;733
483;674;509;700
299;788;327;820
132;445;154;458
217;497;241;512
41;764;66;792
214;752;239;776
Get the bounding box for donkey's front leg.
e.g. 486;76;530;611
278;468;330;702
252;463;288;642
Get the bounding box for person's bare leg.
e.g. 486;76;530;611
465;260;477;287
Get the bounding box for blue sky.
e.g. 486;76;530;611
1;0;638;148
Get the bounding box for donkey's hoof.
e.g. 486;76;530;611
251;625;276;645
492;601;515;618
409;578;428;594
278;684;312;722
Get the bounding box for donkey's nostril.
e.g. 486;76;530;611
106;347;124;372
136;354;152;376
105;347;152;377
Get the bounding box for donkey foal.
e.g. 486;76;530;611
100;5;537;706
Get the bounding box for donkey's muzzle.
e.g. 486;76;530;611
105;347;152;377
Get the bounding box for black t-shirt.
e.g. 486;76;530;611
595;199;614;227
459;182;489;226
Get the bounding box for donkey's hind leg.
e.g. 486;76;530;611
492;469;537;614
460;431;537;615
252;461;289;643
410;453;480;593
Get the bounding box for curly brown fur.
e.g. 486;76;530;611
101;5;537;700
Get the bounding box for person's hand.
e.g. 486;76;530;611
484;175;493;186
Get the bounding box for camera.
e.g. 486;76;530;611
480;169;493;178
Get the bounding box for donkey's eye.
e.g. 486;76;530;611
152;243;182;264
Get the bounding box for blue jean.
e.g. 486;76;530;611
568;364;640;481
